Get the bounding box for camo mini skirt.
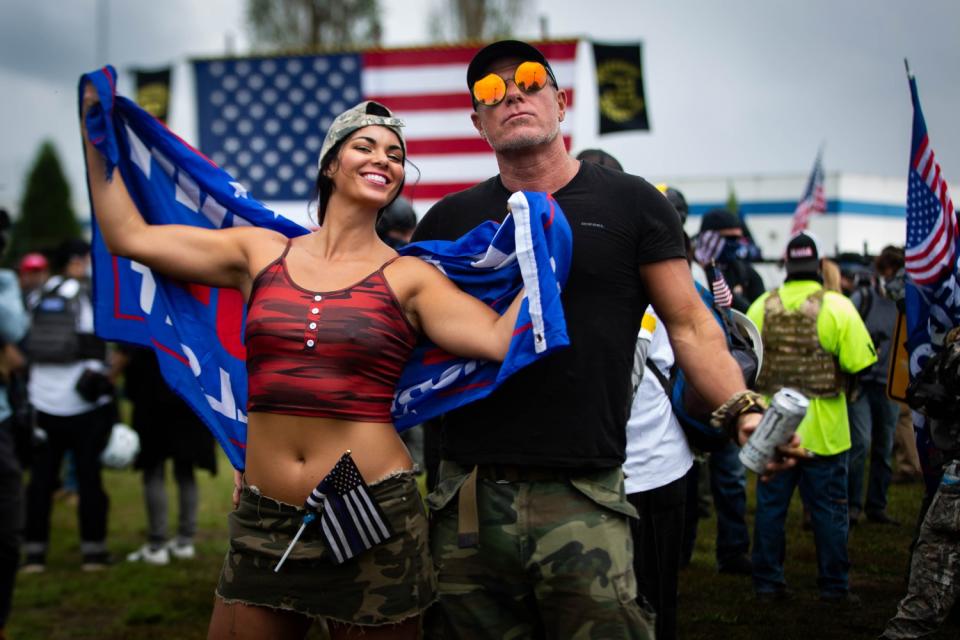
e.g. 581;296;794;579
216;471;436;626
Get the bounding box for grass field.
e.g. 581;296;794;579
8;452;959;639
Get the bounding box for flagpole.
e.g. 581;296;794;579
903;58;911;79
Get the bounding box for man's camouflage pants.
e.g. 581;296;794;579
882;460;960;638
424;460;655;639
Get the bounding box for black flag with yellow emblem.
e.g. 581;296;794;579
133;67;172;123
593;42;649;134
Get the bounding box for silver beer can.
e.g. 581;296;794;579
738;388;809;474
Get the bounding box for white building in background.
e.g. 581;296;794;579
658;172;907;260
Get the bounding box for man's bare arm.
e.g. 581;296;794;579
640;259;802;474
641;259;746;408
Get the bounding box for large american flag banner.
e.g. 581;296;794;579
789;151;826;236
903;70;960;494
193;41;579;216
80;66;570;471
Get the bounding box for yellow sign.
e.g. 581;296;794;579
597;60;645;123
887;312;911;402
137;82;170;121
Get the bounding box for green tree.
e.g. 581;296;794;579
428;0;527;42
246;0;383;51
725;182;739;217
11;141;81;262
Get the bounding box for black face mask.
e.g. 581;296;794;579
717;238;741;263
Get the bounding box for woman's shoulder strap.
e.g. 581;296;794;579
379;254;404;271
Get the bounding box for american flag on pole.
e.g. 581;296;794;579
704;262;734;309
312;451;393;565
193;41;578;217
905;74;957;287
903;66;960;495
789;151;826;236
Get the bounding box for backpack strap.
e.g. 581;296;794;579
644;356;674;396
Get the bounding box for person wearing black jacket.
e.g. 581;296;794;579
120;346;217;565
699;208;766;312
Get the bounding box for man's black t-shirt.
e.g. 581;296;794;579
412;161;686;469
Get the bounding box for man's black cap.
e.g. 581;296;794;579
785;231;822;276
699;208;740;233
466;40;558;96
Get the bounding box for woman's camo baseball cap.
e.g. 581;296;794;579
318;101;405;169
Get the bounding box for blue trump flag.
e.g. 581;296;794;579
903;69;960;493
393;190;571;428
79;66;570;470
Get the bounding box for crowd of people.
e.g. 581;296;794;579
0;38;954;640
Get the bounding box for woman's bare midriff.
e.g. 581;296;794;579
243;412;413;505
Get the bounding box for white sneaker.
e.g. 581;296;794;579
167;541;195;560
126;544;170;565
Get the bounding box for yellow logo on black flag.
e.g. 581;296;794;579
133;67;172;123
593;42;649;134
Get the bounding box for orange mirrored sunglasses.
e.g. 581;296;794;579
472;61;552;107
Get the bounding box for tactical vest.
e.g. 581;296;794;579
755;289;842;398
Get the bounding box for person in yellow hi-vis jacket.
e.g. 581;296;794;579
747;231;877;605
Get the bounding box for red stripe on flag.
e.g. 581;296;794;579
512;322;532;337
363;41;578;68
406;137;493;155
404;182;481;200
907;229;952;283
909;218;946;262
909;242;955;284
405;134;571;156
913;136;929;170
920;152;934;182
371;92;473;111
150;338;190;367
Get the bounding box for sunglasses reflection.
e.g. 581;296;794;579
473;61;552;107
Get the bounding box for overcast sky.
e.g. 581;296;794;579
1;0;957;217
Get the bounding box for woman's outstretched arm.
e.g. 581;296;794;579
394;257;524;363
81;81;281;293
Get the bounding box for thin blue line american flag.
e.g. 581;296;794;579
790;152;826;236
313;451;394;565
905;74;957;287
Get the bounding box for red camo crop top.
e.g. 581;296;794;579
244;241;418;422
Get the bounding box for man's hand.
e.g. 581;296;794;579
736;412;809;481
